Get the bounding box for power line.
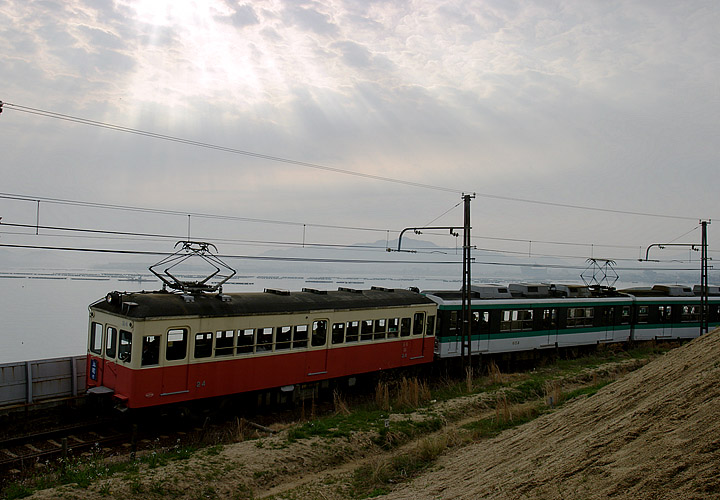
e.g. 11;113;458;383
0;242;710;273
0;192;392;234
1;102;707;221
2;103;461;194
1;192;706;257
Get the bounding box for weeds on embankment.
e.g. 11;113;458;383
1;343;670;500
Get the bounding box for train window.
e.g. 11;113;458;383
360;320;374;341
256;328;273;352
567;308;594;328
387;318;399;338
293;325;309;349
142;335;160;366
237;329;254;354
166;329;187;361
658;306;672;322
332;323;345;344
276;326;292;350
413;313;425;336
374;319;386;340
638;306;649;324
119;330;132;362
400;318;411;337
681;305;700;323
194;332;213;358
542;309;557;329
215;330;234;356
90;322;103;355
448;311;459;333
426;315;435;336
470;312;480;334
346;321;359;342
621;306;631;325
106;327;118;359
312;320;327;347
501;310;534;332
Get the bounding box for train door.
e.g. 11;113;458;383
657;305;672;337
476;311;490;352
307;320;329;376
603;307;615;342
409;312;426;359
161;328;190;396
446;310;460;355
88;322;106;387
102;326;119;388
542;308;558;347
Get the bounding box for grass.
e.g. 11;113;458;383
0;441;199;499
0;343;667;499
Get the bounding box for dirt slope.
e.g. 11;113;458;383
379;330;720;500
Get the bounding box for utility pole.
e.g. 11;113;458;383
642;219;711;335
701;220;710;333
393;193;474;366
461;193;474;368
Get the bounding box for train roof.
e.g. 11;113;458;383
422;283;622;302
90;286;435;320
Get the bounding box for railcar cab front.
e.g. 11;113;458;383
86;291;137;406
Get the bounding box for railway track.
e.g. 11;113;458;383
0;418;129;472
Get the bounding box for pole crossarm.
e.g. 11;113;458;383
391;226;461;253
642;243;700;262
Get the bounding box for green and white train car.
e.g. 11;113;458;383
425;284;720;358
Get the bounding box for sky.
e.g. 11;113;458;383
0;0;718;284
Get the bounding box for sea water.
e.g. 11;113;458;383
0;272;460;363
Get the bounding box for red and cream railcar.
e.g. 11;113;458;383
86;287;437;409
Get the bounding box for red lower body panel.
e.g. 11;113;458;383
99;337;433;408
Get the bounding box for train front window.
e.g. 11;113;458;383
90;322;103;355
142;335;160;366
119;330;132;362
106;327;117;359
166;329;187;361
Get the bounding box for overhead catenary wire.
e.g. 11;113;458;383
0;242;710;273
1;192;707;258
4;219;711;264
1;101;709;221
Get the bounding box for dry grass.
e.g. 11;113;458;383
544;380;562;408
376;381;391;411
488;360;503;384
333;390;351;416
375;377;431;411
